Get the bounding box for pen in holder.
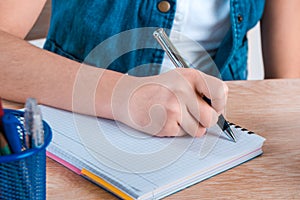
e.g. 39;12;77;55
0;109;52;200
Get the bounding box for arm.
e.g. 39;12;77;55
0;0;47;39
261;0;300;78
0;1;228;137
0;29;121;120
0;0;128;119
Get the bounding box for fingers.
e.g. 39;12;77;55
155;97;218;138
114;68;228;138
155;120;187;137
142;69;226;138
186;94;219;128
179;106;207;137
193;71;228;114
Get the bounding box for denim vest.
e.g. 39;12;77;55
44;0;265;80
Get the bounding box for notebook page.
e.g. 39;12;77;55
41;105;265;199
42;107;156;198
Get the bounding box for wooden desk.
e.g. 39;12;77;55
3;79;300;199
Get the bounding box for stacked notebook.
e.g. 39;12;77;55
40;105;265;200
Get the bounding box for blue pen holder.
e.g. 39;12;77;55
0;109;52;200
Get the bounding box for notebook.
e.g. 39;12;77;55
40;105;265;200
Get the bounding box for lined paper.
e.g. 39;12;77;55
41;105;265;199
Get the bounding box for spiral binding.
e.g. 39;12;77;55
228;122;255;134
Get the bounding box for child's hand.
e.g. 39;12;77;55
111;68;228;137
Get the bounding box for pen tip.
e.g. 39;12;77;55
224;128;237;143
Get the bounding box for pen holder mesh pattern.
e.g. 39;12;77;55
0;109;52;200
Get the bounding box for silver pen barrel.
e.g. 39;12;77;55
153;28;189;68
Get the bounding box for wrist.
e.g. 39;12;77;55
94;70;138;121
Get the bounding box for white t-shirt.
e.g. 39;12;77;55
161;0;231;74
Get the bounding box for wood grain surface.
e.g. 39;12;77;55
2;79;300;199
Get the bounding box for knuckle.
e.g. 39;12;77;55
165;100;181;117
179;67;195;75
214;82;228;100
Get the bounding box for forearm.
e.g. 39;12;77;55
261;0;300;78
0;29;122;118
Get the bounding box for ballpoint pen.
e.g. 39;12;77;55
24;98;44;148
153;28;236;142
31;105;44;148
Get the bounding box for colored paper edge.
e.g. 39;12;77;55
81;168;134;200
46;151;81;175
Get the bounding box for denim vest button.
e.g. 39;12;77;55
158;1;171;13
237;14;243;23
